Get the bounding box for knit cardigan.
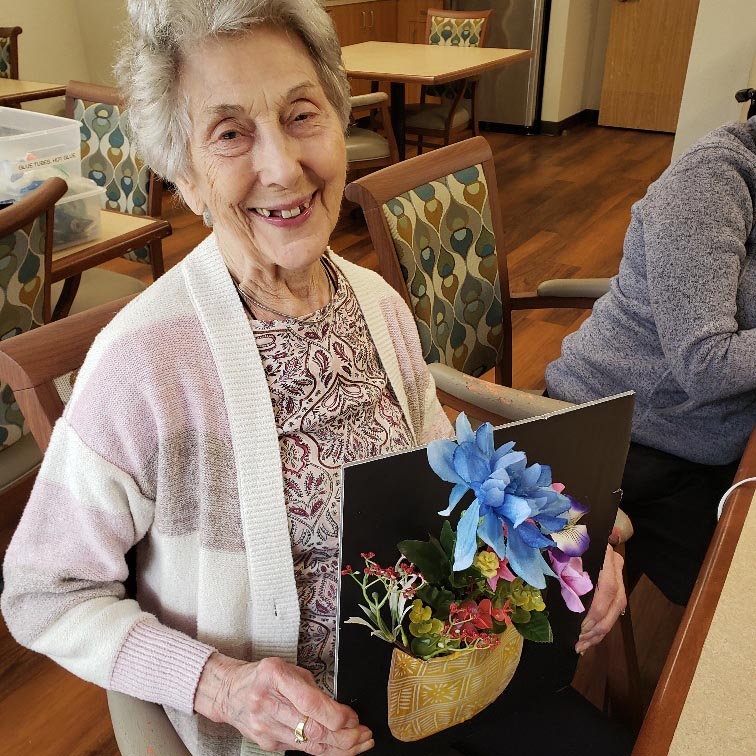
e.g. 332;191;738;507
546;119;756;465
1;235;452;756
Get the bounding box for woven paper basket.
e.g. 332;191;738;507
387;624;524;742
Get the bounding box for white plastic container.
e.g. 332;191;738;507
53;185;104;251
0;106;81;181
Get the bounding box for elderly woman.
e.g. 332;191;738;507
1;2;625;755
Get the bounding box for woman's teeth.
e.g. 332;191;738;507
252;196;312;219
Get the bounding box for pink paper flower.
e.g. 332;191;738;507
486;553;517;591
547;548;593;612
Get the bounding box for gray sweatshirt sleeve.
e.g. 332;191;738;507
642;145;756;403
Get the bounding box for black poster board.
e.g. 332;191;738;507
336;393;634;755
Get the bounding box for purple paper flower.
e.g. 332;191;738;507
549;495;590;557
548;548;593;612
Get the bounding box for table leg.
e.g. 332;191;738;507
390;82;406;161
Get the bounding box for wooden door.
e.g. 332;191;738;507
599;0;699;132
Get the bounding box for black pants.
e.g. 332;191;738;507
620;442;739;605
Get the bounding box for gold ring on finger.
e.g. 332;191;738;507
294;715;309;745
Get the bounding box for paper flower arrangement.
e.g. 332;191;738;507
342;414;594;660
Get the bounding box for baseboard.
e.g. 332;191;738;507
540;109;599;136
479;121;540;136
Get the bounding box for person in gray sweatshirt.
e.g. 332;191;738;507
546;117;756;605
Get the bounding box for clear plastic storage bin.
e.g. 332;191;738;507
0;106;81;182
53;185;104;252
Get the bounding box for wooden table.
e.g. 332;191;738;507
50;209;171;319
633;428;756;755
342;42;531;159
0;79;66;107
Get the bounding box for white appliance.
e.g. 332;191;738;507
451;0;548;131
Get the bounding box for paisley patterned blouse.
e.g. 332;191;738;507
248;259;414;694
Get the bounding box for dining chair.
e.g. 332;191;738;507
404;8;492;154
0;294;190;756
52;81;170;316
345;136;609;412
0;178;145;558
346;92;399;175
0;26;22;79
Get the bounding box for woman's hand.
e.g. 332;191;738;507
574;545;627;654
195;652;374;754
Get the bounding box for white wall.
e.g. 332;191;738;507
0;0;90;114
74;0;129;87
672;0;756;160
541;0;612;124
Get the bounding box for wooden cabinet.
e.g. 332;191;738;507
397;0;434;45
396;0;436;103
327;1;398;95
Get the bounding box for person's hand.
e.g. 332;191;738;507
194;652;374;754
574;545;627;654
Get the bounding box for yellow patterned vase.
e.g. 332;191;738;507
386;625;524;742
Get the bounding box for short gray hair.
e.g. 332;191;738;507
116;0;351;181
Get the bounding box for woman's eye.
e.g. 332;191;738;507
221;130;239;140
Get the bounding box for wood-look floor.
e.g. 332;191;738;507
0;124;677;755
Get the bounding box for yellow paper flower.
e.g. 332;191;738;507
510;578;546;612
474;550;500;578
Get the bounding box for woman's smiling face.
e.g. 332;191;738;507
176;26;347;274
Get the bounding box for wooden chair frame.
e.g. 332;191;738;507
0;26;22;79
346;91;399;173
63;80;166;280
633;424;756;753
407;8;493;154
344;136;600;389
0;295;136;451
0;177;67;325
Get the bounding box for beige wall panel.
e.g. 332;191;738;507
672;0;756;160
0;0;89;114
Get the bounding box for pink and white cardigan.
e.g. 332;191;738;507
1;234;451;756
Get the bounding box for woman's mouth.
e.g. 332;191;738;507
248;191;317;225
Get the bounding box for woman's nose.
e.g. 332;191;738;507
254;127;303;188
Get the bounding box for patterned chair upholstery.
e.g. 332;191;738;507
65;81;166;280
345;137;608;392
0;191;52;452
405;10;492;154
0;26;22;80
382;164;502;377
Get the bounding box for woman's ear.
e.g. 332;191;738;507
174;175;205;216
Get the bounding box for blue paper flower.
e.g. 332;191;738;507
427;414;573;589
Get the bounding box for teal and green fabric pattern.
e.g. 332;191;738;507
74;98;152;264
428;15;486;47
381;164;503;378
0;36;12;78
426;16;486;101
0;211;47;450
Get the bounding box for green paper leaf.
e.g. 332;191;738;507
511;606;531;624
416;584;455;617
440;520;455;560
398;535;450;584
410;636;438;658
514;611;553;643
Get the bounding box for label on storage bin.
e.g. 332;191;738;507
16;150;79;171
